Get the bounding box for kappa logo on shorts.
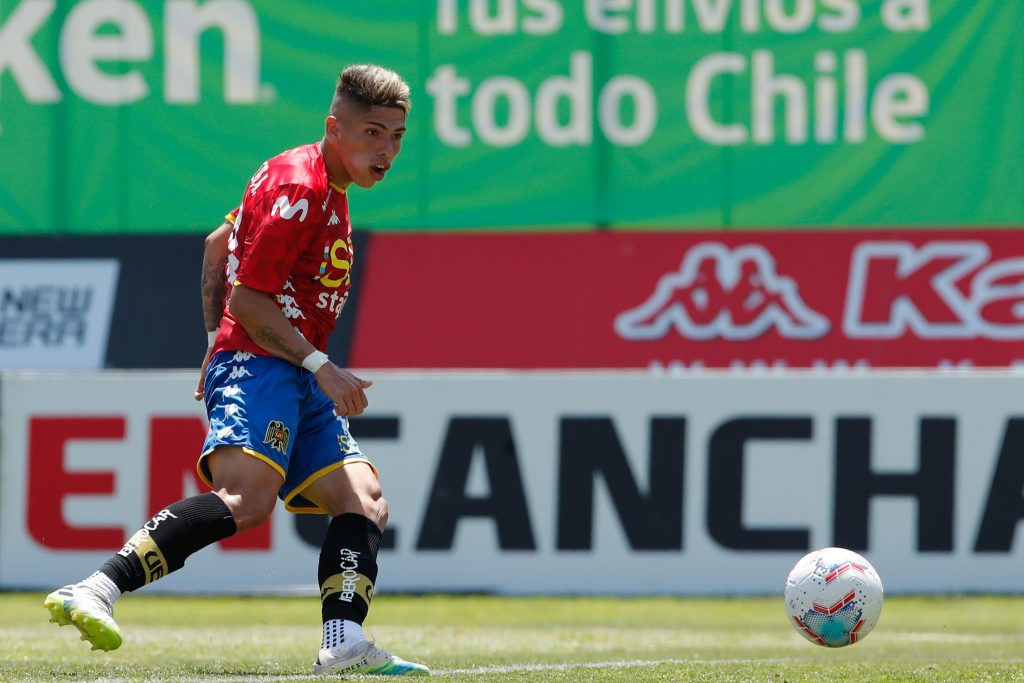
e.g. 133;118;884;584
227;365;253;381
263;420;291;453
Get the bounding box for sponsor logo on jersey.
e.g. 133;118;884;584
249;162;269;196
318;238;353;289
615;242;829;341
270;196;309;222
263;419;290;453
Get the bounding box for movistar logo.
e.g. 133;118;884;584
271;196;309;222
0;0;267;105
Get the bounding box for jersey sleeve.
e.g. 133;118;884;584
234;185;319;294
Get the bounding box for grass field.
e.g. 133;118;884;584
2;592;1022;682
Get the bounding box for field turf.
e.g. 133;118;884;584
1;593;1022;682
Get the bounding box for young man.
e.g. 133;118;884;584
44;64;428;677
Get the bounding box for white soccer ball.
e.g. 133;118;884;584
784;547;884;648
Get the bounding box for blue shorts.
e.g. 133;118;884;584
198;350;376;513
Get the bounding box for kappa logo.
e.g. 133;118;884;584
263;419;291;453
276;293;306;319
328;210;340;226
844;241;1024;340
615;243;830;341
270;196;309;222
227;365;252;381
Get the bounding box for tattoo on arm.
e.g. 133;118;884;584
201;257;228;330
253;325;307;365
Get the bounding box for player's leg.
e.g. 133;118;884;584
44;448;282;651
41;447;277;651
281;403;427;676
45;351;294;652
301;463;427;676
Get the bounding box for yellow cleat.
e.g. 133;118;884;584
44;585;123;652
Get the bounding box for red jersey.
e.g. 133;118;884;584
212;143;354;357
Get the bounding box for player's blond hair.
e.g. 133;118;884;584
332;64;411;114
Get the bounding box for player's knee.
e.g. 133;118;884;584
367;494;388;530
215;489;276;532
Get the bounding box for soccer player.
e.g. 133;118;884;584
44;64;428;677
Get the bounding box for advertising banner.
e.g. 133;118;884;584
351;229;1024;370
0;1;1020;233
0;259;119;369
0;234;364;370
2;371;1022;594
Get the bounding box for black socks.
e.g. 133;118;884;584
319;513;382;624
98;492;237;593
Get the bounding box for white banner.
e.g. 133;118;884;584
0;260;120;369
1;370;1022;594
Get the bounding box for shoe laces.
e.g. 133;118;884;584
330;637;394;666
74;583;115;618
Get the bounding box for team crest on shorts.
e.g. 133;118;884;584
338;433;358;454
263;420;291;453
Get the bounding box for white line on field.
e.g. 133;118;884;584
82;658;776;682
439;658;702;675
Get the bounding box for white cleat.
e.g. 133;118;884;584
313;640;429;676
43;584;123;652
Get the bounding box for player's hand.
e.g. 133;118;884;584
314;364;373;416
194;346;214;401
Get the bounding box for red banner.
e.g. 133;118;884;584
350;230;1024;369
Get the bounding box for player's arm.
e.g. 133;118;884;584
194;213;234;401
229;283;313;365
201;219;233;336
229;283;372;416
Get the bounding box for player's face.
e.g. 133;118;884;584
326;105;407;189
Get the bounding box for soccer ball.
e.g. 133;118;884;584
784;547;884;648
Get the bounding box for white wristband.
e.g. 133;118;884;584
301;350;330;374
207;330;218;347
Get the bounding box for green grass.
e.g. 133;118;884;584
2;593;1022;682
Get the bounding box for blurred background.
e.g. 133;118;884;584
1;0;1022;596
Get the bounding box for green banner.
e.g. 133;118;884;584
0;0;1020;233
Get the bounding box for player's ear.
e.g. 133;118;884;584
325;115;340;140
